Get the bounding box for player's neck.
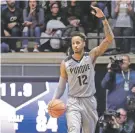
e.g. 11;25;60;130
73;51;84;61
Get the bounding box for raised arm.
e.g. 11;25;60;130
89;6;114;63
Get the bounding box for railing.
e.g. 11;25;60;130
1;36;135;39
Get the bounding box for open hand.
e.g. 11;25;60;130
91;5;104;18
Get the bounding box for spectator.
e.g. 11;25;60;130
77;1;92;33
101;55;135;110
2;0;23;52
20;0;44;52
45;2;67;26
15;1;28;9
60;0;68;9
130;1;135;54
39;0;67;13
1;21;9;53
39;0;61;14
111;0;135;53
91;1;109;18
91;1;109;31
39;2;66;52
100;108;135;133
66;0;84;26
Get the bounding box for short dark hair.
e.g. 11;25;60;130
50;2;59;9
71;31;86;41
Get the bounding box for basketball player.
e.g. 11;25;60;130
51;6;114;133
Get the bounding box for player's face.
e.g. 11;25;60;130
72;36;85;54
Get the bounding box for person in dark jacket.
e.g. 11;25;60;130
2;0;23;52
65;0;84;25
1;20;9;53
101;55;135;110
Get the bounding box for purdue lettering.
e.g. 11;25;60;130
70;64;90;74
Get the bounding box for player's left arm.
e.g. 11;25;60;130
52;60;67;100
89;6;114;63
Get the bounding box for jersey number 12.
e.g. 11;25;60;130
78;75;88;86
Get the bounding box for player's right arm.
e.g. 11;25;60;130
52;60;67;99
89;6;114;64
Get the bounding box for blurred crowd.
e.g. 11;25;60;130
1;0;135;54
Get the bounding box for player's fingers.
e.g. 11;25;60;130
91;5;97;10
